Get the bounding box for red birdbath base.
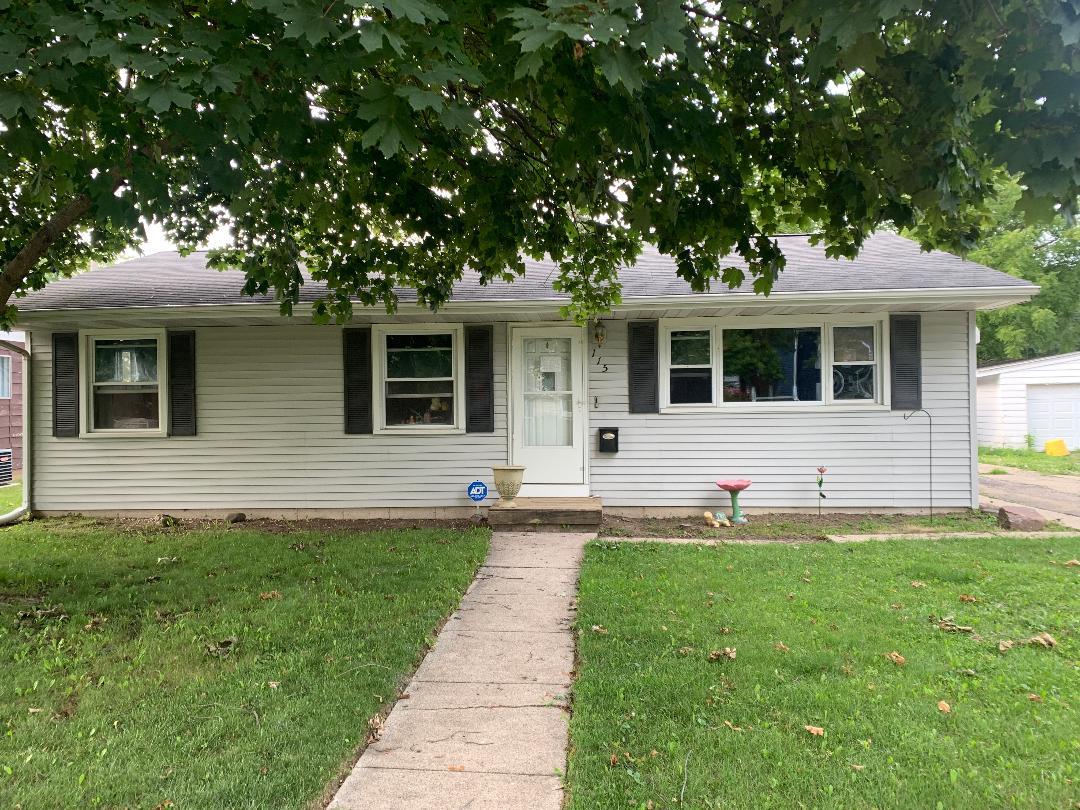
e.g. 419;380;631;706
717;479;752;524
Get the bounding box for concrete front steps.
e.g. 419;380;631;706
487;496;602;532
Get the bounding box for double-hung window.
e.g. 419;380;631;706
0;355;10;399
660;318;884;410
82;332;167;433
831;325;878;401
373;324;465;432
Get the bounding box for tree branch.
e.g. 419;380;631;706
0;194;93;307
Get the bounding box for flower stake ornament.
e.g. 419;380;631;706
816;467;828;517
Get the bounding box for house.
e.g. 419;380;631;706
13;232;1037;518
977;352;1080;450
0;331;25;474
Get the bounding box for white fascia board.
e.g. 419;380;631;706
14;284;1039;328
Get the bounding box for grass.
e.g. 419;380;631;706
0;518;489;809
599;509;1023;541
0;481;22;514
570;536;1080;809
979;446;1079;475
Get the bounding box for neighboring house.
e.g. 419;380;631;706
0;331;24;472
977;351;1080;450
14;233;1036;517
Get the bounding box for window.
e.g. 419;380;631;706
723;327;821;402
0;355;10;399
668;330;713;404
374;325;464;431
659;317;886;410
831;325;877;401
85;333;165;432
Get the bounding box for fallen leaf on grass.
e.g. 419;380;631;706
850;764;865;772
259;590;282;601
723;720;744;731
889;603;904;610
998;640;1015;653
719;626;732;634
27;707;43;714
911;580;926;588
1063;559;1079;567
774;642;790;652
1027;632;1057;648
933;616;974;633
678;646;695;656
804;725;824;737
83;614;108;632
267;681;280;690
937;700;951;714
591;625;608;635
708;647;736;661
366;714;384;744
959;594;977;603
884;651;906;666
609;754;619;766
153;801;175;810
1028;693;1043;703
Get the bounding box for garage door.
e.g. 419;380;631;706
1027;384;1080;450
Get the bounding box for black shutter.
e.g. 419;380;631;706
168;331;197;436
890;313;922;411
343;328;373;434
465;325;494;432
627;320;659;413
52;332;79;437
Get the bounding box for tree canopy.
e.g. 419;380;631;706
3;0;1079;325
972;179;1080;364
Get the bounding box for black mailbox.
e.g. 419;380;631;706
598;427;619;453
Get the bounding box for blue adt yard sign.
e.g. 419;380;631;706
467;481;488;502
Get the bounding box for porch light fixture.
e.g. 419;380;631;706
592;320;607;347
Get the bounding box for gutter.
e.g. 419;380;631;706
0;338;29;525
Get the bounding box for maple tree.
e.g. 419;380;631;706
2;0;1079;326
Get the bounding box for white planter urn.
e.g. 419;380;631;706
491;465;526;508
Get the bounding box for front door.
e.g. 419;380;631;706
510;326;587;487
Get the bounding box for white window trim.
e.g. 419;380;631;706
371;323;466;435
79;329;168;438
0;355;11;400
659;314;891;413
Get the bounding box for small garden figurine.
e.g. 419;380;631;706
816;466;828;516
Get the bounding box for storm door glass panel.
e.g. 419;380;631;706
384;333;455;426
522;337;573;446
92;338;160;429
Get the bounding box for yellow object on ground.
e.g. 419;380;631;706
1045;438;1069;457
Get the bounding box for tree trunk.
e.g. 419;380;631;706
0;194;93;310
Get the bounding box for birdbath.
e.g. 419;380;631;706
716;479;752;525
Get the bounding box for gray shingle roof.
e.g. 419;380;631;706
17;232;1033;312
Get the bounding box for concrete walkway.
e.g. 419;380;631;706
328;531;593;810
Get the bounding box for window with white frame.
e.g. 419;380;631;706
668;329;713;404
86;334;165;431
660;318;884;409
722;327;822;402
0;355;10;399
375;325;464;430
831;325;878;401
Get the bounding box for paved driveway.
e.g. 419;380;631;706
979;464;1080;529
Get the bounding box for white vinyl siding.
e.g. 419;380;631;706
976;354;1080;448
589;312;975;509
29;311;975;513
31;324;507;512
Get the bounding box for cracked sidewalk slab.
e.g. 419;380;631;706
328;531;593;810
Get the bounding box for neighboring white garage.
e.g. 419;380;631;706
977;352;1080;449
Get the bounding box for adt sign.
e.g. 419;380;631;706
467;480;488;502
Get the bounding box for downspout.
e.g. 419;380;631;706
0;337;29;524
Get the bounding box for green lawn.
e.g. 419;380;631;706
0;481;22;514
570;536;1080;809
0;518;488;809
979;446;1079;475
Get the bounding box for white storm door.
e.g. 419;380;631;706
510;327;587;485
